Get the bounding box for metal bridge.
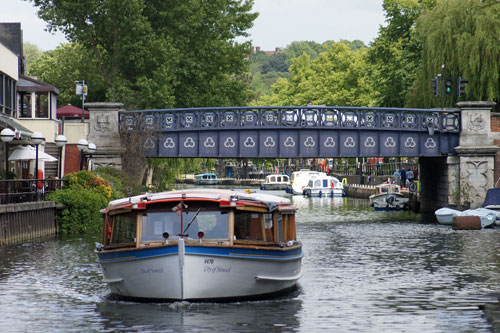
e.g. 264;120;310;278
118;106;460;158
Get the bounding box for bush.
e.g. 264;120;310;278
48;171;115;234
48;188;108;234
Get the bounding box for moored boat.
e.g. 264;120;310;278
96;189;302;301
435;207;461;225
286;169;326;195
193;173;219;185
369;183;409;210
260;174;290;191
303;174;344;197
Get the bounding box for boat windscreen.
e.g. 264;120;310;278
142;210;229;241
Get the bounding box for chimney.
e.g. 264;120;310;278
275;47;281;53
256;46;261;53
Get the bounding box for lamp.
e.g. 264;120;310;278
77;138;88;170
1;128;15;203
55;135;67;180
86;142;96;171
31;132;45;197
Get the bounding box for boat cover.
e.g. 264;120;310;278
481;188;500;207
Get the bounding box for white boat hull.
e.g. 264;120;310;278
98;240;303;301
304;188;343;197
435;207;460;225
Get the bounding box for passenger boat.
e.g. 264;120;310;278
303;174;344;197
260;174;290;191
286;169;326;195
96;189;302;301
193;173;219;185
369;183;409;210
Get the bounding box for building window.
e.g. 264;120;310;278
35;92;49;118
19;92;31;118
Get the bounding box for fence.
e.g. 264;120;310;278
0;178;63;204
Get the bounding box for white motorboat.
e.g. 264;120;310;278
96;189;302;301
286;169;326;195
303;174;344;197
193;173;219;185
369;183;409;210
260;174;290;191
435;207;461;225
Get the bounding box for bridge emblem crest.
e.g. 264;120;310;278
144;138;155;149
424;138;436;149
203;137;216;148
304;136;315;147
284;137;296;148
324;137;336;148
163;138;175;149
243;137;255;148
384;137;396;148
264;137;276;147
223;137;235;148
344;137;356;148
184;137;196;148
364;137;376;148
404;137;416;148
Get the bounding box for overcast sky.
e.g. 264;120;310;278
0;0;386;51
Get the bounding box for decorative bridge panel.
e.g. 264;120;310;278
120;106;460;158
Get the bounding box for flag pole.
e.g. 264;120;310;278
180;203;184;237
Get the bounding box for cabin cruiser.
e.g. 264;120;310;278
260;174;290;191
194;173;219;185
96;189;302;301
369;183;409;210
286;169;327;195
303;174;344;197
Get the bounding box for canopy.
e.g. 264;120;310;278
482;188;500;207
9;145;58;162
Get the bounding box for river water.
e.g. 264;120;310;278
1;195;500;332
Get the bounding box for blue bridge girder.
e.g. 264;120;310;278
118;106;460;158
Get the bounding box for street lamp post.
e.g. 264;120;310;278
55;135;67;181
77;138;88;170
31;132;45;198
86;142;96;171
1;128;15;203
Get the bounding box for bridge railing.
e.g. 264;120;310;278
118;106;460;134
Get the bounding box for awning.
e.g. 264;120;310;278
0;114;33;140
9;145;58;162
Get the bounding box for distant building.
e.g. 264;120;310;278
252;46;282;56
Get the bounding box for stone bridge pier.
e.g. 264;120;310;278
420;101;499;213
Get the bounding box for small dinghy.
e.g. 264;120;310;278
435;207;461;225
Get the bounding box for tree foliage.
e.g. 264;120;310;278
258;42;377;106
407;0;500;108
27;0;258;109
23;42;44;73
28;42;107;107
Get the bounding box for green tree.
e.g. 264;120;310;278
27;0;257;109
259;42;377;106
28;42;107;107
23;42;44;73
368;0;433;107
407;0;500;108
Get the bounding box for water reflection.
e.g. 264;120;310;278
1;195;500;332
96;294;302;332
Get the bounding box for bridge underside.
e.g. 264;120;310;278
119;106;460;158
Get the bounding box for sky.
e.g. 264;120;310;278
0;0;386;51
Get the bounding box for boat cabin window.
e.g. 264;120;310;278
381;187;388;193
323;179;328;188
234;211;264;241
270;176;276;182
141;209;229;242
110;213;137;245
314;179;321;187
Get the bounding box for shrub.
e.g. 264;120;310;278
48;171;115;234
48;188;108;234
